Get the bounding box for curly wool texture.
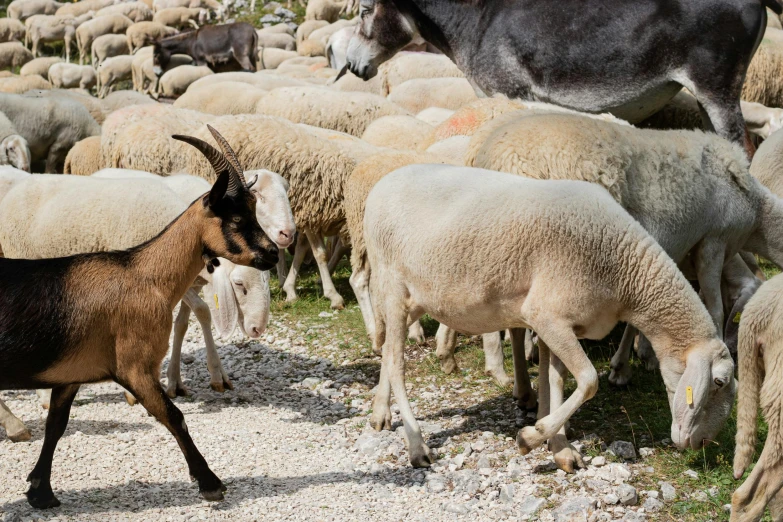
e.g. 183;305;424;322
344;150;457;272
361;115;435;151
331;70;384;95
431;97;528;141
254;86;410;137
174;81;267;115
743;40;783;108
0;73;49;92
387;77;478;115
189;71;307;91
182;114;380;235
380;52;464;96
751;125;783;196
64;135;102;175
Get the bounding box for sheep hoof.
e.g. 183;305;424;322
409;445;434;468
329;298;345;310
550;434;584;473
517;426;544;455
488;369;513;387
369;410;392;431
8;427;32;443
642;356;660;371
284;293;298;303
608;364;631;386
438;355;458;375
515;390;538;412
26;483;60;509
166;383;190;399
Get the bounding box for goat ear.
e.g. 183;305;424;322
209;170;229;208
204;261;238;339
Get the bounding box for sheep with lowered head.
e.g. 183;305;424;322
8;0;62;20
18;56;61;80
254;86;410;137
360;115;434;151
55;0;114;18
139;53;192;94
91;33;130;65
0;42;33;70
153;7;208;28
96;1;153;22
64;135;102;175
96;54;133;97
48;62;97;90
0;18;26;43
75;14;134;65
125;20;177;54
388;77;479;114
156;64;213;97
0;112;31;172
0;74;50;93
174;80;267;114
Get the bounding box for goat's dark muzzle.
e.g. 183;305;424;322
253;244;279;271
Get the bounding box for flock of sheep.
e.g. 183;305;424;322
4;0;783;519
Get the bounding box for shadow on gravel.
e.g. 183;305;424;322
20;418;153;443
0;467;425;518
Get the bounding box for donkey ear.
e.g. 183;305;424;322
208;170;229;208
204;261;238;339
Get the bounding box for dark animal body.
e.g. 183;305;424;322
0;126;278;509
346;0;781;155
153;22;258;74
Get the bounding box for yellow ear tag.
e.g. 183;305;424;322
686;386;693;405
733;312;742;324
213;293;219;310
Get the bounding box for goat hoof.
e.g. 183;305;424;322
409;445;434;468
284;292;298;303
439;355;458;375
550;435;584;473
26;484;60;509
8;428;32;442
369;410;392;431
489;370;513;387
517;426;543;455
329;299;345;311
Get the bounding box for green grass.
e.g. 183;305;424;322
233;1;308;28
268;254;782;521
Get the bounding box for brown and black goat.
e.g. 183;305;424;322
0;126;278;509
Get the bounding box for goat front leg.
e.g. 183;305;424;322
117;369;225;501
185;290;232;393
0;398;30;442
609;325;636;385
546;352;584;473
167;301;193;397
483;331;512;385
510;328;536;411
517;325;598;455
282;232;308;302
26;384;80;509
305;230;345;310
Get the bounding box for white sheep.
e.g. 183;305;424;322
174;80;267;114
188;70;306;90
126;21;178;54
152;0;224;18
743;38;783;108
331;68;383;95
27;87;108;124
415;107;456;126
380;52;464;96
0;92;100;172
424;135;470;164
75;14;134;65
55;0;114;18
254;85;410;137
64;135;102;175
156;64;213;97
0;73;50;93
0;18;26;43
732;274;783;522
258;48;298;70
101;88;156;113
47;62;96;89
96;1;153;22
0;41;33;70
0;111;30;172
256;30;295;51
18;56;61;80
360;115;434;151
130;44;153;90
305;0;345;23
388;77;479;114
8;0;62;20
364;164;736;471
91;33;130;65
96;54;133;97
295;19;328;46
138;53;192;93
152;7;207;28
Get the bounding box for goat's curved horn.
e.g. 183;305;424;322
172;134;233;179
206;124;247;185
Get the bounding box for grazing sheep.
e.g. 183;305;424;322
258;47;298;70
0;128;279;505
0;73;50;93
0;92;100;172
152;7;207;28
415;108;455;127
100;88;155;113
130;44;153;90
430;97;528;141
26;88;107;124
0;41;33;70
258;23;293;36
0;112;31;172
75;14;134;65
25;12;92;61
8;0;62;20
360;115;434;151
96;1;153;22
297;38;325;58
305;0;345;23
732;274;783;522
331;68;383;95
18;56;61;80
307;18;355;47
55;0;114;18
96;54;133;97
47;62;96;90
188;70;306;90
126;21;178;54
156;64;213;97
63;135;102;175
256;30;295;51
363;165;736;472
0;18;26;43
380;52;464;96
91;33;129;65
424;135;470;164
387;77;479;114
174;80;267;114
743;39;783;109
254;86;410;137
139;53;191;93
295;19;328;46
152;0;225;19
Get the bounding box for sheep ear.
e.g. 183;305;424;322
673;349;712;439
204;261;238;339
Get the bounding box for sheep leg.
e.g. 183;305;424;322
276;255;288;282
769;489;783;522
536;340;551;420
116;371;225;501
636;333;659;370
547;353;584;473
0;398;31;442
186;290;233;393
349;261;376;350
483;331;512;385
44;143;68;174
740;250;766;281
731;443;783;522
369;297;391;431
695;241;726;337
408;320;425;343
524;329;538;363
304;230;345;310
434;324;458;374
166;301;192;398
25;384;80;509
282;232;308;302
517;324;597;454
510;328;536;411
327;237;349;274
608;325;636;386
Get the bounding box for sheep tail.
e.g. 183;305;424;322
764;0;782;15
734;314;763;479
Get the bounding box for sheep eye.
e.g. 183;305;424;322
714;378;725;387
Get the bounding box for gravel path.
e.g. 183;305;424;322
0;313;693;522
